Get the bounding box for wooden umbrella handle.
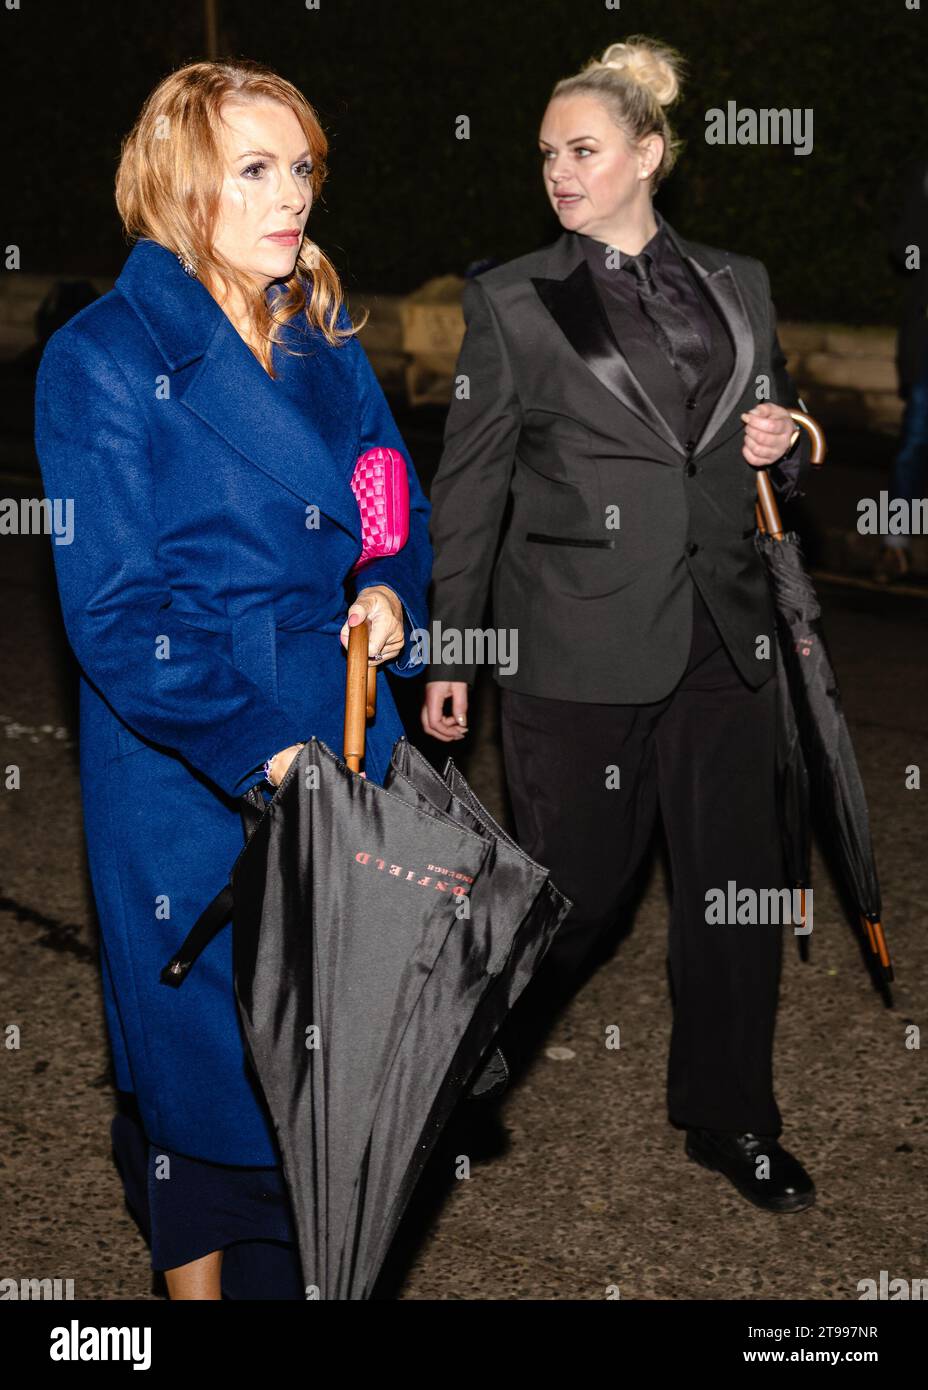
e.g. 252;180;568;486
344;619;379;773
755;408;828;540
787;409;827;468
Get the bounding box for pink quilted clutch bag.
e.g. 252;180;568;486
349;445;410;574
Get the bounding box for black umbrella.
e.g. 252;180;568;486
754;410;892;980
382;734;574;1108
768;617;812;904
161;620;571;1297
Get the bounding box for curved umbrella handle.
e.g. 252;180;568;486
344;618;378;773
786;408;827;467
755;408;828;540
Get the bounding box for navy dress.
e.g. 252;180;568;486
111;1098;304;1299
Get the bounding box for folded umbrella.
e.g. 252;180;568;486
769;618;812;905
754;410;892;981
161;620;571;1298
375;733;572;1153
385;737;572;1040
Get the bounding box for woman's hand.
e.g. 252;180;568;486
339;584;405;665
266;742;304;787
422;681;469;742
741;403;799;467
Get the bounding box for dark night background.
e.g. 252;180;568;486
4;0;926;316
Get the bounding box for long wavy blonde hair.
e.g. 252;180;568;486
115;59;362;375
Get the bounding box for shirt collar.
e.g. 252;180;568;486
578;208;668;281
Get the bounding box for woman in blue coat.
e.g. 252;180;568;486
33;60;431;1298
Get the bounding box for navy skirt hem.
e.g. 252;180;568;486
110;1096;304;1299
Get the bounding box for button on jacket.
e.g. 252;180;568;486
34;237;432;1164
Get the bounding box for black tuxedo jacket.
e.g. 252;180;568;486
426;218;811;702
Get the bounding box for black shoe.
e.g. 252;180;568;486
684;1128;816;1213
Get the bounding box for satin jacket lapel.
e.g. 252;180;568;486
531;226;758;457
531;240;682;454
663;222;757;456
115;238;361;541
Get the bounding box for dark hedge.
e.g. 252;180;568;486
6;0;926;322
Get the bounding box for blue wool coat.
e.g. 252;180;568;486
34;237;432;1165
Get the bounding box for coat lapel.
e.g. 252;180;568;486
115;238;361;541
668;226;758;456
532;252;682;454
530;218;759;457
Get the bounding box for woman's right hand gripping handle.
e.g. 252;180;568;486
266;743;305;787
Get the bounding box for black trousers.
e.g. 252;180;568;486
499;581;785;1137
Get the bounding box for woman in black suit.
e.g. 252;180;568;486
422;37;815;1214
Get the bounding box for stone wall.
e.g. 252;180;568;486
0;272;906;431
354;292;906;433
777;322;903;434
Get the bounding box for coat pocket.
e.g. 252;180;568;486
111;614;236;762
113;718;156;761
525;532;616;549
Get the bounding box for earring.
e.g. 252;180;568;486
176;249;197;277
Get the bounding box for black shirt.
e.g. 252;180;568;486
577;209;713;356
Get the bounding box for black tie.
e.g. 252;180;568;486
622;249;709;396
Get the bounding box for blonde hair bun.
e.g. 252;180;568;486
595;37;683;107
551;34;687;191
